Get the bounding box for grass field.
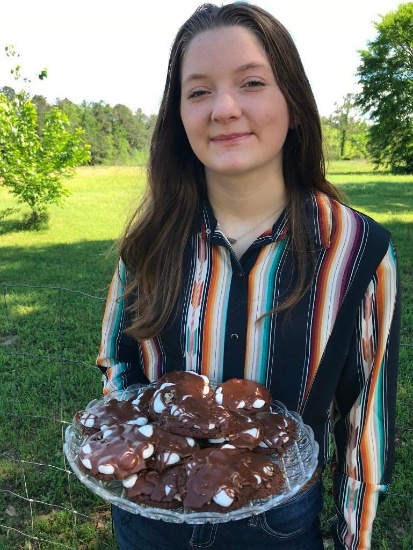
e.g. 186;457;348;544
0;161;412;549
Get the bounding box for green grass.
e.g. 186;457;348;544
0;161;412;549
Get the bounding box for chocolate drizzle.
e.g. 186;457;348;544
255;411;298;455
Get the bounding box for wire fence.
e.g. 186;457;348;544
0;283;412;549
0;283;116;549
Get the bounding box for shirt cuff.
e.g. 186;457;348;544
332;467;388;550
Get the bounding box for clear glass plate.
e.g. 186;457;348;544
63;384;319;524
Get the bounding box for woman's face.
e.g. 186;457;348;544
180;25;291;183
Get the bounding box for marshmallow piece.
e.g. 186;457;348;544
142;443;155;459
122;474;138;488
98;464;115;475
159;382;175;390
164;452;180;466
81;416;96;428
81;444;92;455
244;428;260;438
153;392;167;414
215;387;223;405
131;391;149;406
80;457;92;469
213;489;234;507
127;417;148;426
208;437;226;444
138;424;154;437
170;405;179;416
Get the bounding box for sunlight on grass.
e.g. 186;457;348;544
0;166;147;248
14;304;40;316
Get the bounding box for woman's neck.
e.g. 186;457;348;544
206;171;287;259
206;170;286;223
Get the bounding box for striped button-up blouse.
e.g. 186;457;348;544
97;190;401;550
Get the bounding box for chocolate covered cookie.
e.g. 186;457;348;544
158;395;232;439
124;465;183;509
78;425;154;480
155;370;211;397
214;379;272;415
181;445;285;512
77;387;154;434
255;411;298;456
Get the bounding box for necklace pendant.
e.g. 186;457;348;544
227;237;237;245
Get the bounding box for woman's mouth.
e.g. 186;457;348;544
210;133;251;143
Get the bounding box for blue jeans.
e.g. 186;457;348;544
112;481;324;550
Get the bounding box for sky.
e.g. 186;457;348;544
0;0;406;117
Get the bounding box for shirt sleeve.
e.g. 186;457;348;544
96;259;149;395
331;240;401;550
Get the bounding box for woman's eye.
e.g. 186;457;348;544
244;79;265;89
187;89;208;99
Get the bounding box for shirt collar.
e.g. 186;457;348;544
200;189;332;249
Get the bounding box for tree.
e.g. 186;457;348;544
32;94;51;134
356;2;413;173
0;46;90;226
0;86;16;100
323;94;369;160
0;90;90;226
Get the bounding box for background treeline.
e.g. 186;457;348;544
0;86;370;166
1;86;157;165
41;97;158;165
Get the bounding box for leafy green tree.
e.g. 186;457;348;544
323;94;369;160
0;90;90;226
0;46;90;226
356;2;413;173
56;98;83;128
0;86;16;100
32;94;51;134
80;101;114;164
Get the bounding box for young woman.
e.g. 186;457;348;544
96;3;401;549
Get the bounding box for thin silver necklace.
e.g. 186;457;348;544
226;203;286;245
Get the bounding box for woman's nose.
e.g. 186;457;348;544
211;91;241;122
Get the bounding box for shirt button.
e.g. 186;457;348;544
238;272;244;278
230;333;239;341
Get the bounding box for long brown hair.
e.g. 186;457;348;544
119;2;343;339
